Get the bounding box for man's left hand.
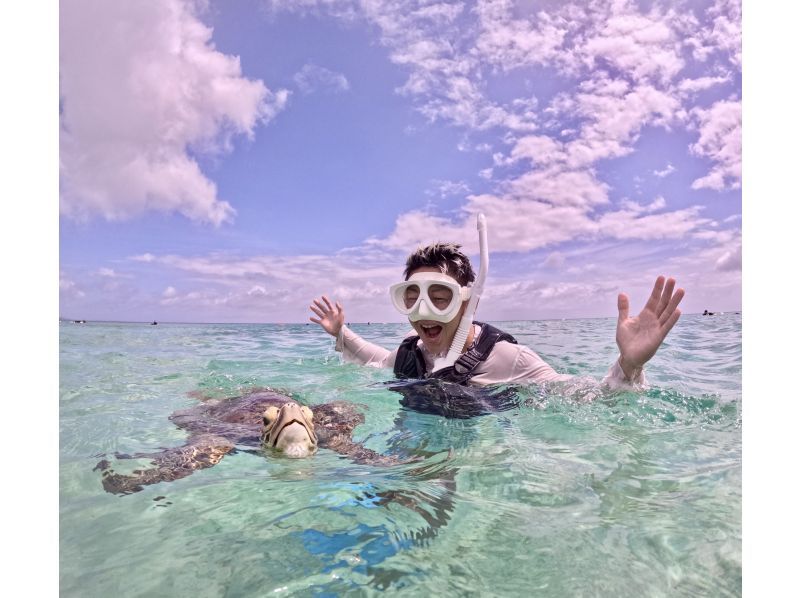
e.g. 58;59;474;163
616;276;685;380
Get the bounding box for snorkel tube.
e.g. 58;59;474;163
432;213;488;372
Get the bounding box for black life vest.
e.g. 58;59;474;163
393;321;518;385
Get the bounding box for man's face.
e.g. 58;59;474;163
405;267;467;356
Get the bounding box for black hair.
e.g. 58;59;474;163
403;242;476;287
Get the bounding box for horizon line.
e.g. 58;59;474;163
59;311;742;326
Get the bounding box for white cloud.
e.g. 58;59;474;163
95;267;133;279
543;252;565;268
60;0;288;225
59;273;85;298
653;163;676;178
426;179;471;198
78;0;740;321
690;99;742;190
373;192;710;254
705;0;742;68
473;1;569;72
678;74;730;93
505;167;610;208
596;206;709;240
582;12;684;84
715;242;742;271
293;63;350;94
620;196;667;213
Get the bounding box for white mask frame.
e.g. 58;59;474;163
389;272;471;323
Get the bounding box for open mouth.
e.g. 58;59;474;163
419;323;444;341
273;419;314;446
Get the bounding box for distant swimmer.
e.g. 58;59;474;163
703;310;715;316
151;321;158;325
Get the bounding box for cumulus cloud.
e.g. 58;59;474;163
677;74;731;93
293;63;350;94
690;99;742;190
374;193;709;254
701;0;742;68
95;267;133;279
581;11;684;84
715;242;742;271
60;272;85;298
653;163;675;177
620;196;667;213
99;0;740;321
60;0;289;225
125;247;407;321
426;179;471;198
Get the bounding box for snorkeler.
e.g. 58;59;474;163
309;214;684;389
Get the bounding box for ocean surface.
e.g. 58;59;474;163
60;314;741;597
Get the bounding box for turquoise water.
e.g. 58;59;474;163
60;315;741;596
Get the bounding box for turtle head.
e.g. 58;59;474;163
261;402;317;458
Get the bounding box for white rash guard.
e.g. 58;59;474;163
334;324;646;390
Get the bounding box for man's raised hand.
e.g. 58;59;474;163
309;295;345;337
616;276;684;380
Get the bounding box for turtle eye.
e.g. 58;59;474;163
263;406;279;425
301;406;313;421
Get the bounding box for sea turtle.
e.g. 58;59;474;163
95;388;406;495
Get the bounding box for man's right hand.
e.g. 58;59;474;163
309;295;345;337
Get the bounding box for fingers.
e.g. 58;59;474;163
659;286;685;325
309;317;321;325
644;276;666;313
617;293;630;322
309;303;325;319
655;277;676;317
310;295;340;319
312;298;334;314
661;308;682;337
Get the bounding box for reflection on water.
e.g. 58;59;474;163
60;316;741;596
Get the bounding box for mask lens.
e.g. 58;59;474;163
403;284;421;309
427;284;454;312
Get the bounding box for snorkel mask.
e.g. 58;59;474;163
389;272;471;324
389;214;489;372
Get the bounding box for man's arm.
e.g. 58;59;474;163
336;325;396;368
474;341;645;391
309;295;395;368
471;342;573;385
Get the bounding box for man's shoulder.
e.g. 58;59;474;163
488;339;542;362
486;339;525;359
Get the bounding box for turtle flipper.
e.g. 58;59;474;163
95;435;235;495
321;433;420;466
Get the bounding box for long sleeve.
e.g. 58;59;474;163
601;357;647;391
335;325;397;368
469;341;574;386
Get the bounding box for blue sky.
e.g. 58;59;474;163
59;0;742;323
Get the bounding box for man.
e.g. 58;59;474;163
309;242;683;389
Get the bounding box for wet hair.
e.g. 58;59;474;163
403;242;476;287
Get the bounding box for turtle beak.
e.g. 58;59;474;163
262;403;317;456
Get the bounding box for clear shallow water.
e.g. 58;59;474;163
60;315;741;596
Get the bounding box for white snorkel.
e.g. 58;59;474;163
431;213;488;372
